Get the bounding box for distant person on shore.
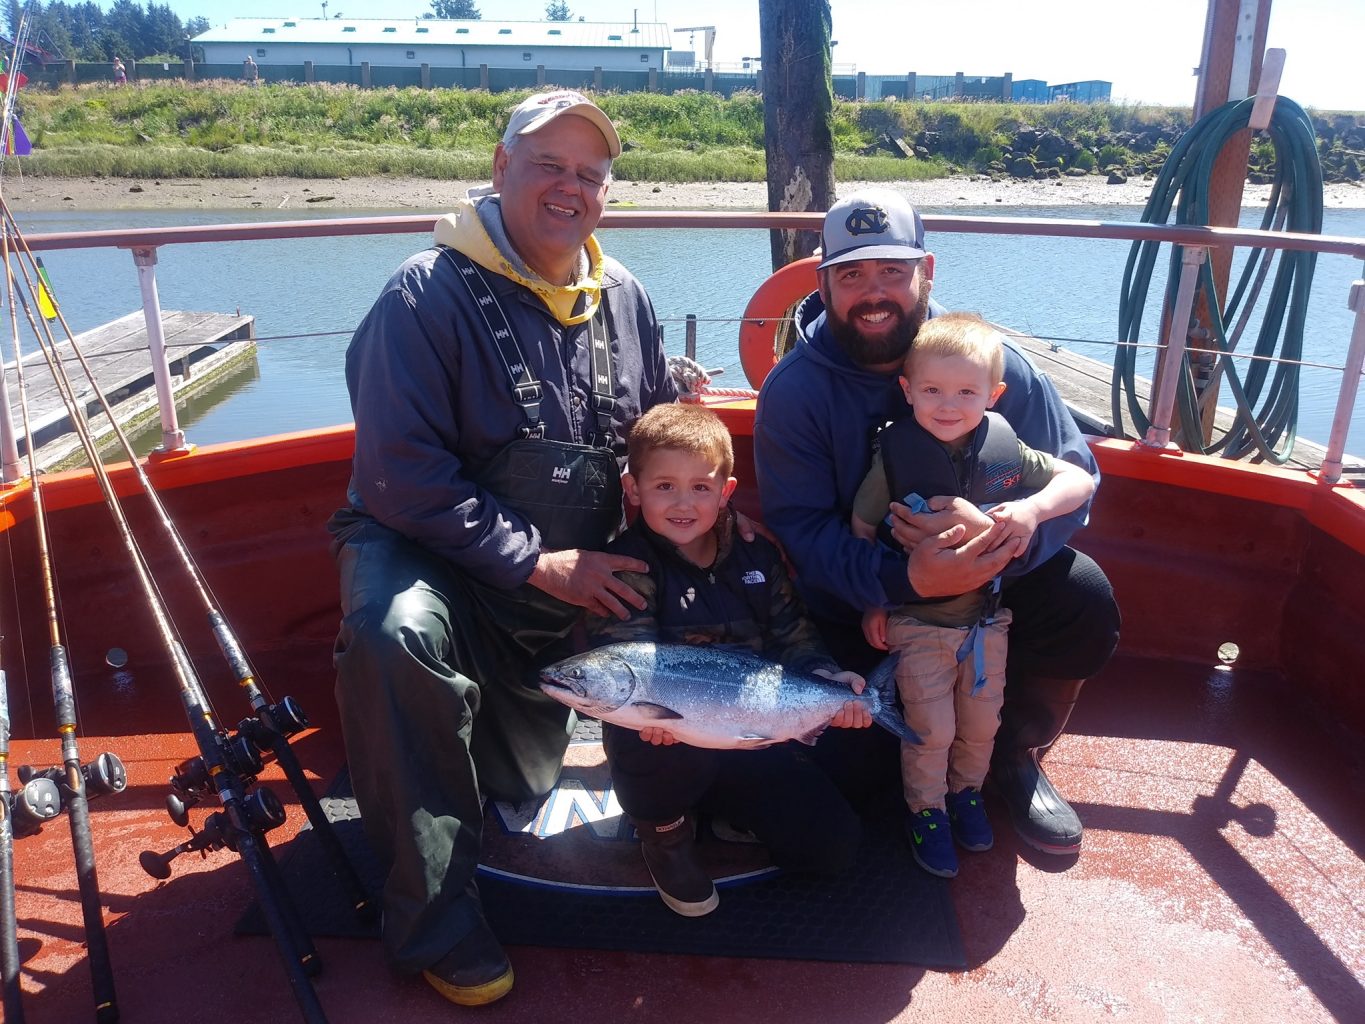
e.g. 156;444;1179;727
588;402;869;917
754;188;1120;859
329;90;702;1008
242;55;258;85
111;57;126;86
850;312;1095;878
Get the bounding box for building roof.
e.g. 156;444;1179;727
192;18;672;49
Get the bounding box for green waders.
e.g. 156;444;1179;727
332;520;579;974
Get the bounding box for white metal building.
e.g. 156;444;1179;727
192;18;671;70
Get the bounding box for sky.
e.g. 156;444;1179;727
171;0;1362;110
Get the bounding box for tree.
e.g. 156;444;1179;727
758;0;835;271
430;0;480;17
545;1;571;20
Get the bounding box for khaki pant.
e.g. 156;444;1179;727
886;608;1012;812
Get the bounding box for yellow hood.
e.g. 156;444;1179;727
434;199;605;326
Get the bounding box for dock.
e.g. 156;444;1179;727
4;310;256;471
1007;331;1365;476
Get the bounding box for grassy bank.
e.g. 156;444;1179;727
13;81;1198;183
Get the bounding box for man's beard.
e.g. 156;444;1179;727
826;286;930;367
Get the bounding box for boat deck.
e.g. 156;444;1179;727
6;647;1362;1024
1;417;1362;1024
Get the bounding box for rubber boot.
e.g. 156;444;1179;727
634;814;719;917
990;677;1085;855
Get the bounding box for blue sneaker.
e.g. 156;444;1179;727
907;808;959;878
947;788;994;852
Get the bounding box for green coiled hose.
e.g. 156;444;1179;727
1112;95;1323;462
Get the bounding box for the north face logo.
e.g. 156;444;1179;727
551;466;572;483
742;570;766;585
845;205;889;236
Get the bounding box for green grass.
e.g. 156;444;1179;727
13;82;1195;182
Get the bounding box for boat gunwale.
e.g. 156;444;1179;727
14;209;1365;260
4;421;1364;554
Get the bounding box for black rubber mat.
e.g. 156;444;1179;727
236;762;965;968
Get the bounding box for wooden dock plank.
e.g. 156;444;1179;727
3;310;255;465
1007;330;1364;475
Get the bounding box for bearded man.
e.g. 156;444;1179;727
753;189;1120;858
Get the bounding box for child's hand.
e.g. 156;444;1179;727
813;668;865;694
639;727;679;746
861;607;889;650
890;495;993;551
985;500;1039;558
814;668;872;729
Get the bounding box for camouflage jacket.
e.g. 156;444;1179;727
590;512;839;676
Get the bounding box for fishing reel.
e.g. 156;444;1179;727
6;774;62;839
161;697;308;827
19;751;128;800
139;786;287;880
9;751;128;837
235;695;310;751
163;731;265;826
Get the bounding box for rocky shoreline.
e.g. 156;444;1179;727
5;173;1363;213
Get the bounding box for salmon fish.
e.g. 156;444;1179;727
538;641;920;749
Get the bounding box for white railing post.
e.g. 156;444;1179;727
0;352;20;483
1319;279;1365;484
131;246;187;453
1142;245;1209;450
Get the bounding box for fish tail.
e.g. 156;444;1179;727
873;706;923;745
866;654;923;746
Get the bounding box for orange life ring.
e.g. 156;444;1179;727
738;256;820;390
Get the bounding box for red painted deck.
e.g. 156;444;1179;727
2;424;1363;1023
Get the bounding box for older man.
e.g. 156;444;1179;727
754;188;1120;859
329;91;677;1006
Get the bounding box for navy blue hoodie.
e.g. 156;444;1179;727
753;291;1099;624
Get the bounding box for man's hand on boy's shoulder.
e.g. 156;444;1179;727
730;507;769;545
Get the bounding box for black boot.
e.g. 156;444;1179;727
990;677;1085;855
634;814;719;917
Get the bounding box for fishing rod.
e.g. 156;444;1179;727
1;207;331;1024
0;642;27;1024
0;198;376;928
2;223;120;1022
0;634;71;1024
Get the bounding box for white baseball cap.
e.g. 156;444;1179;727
502;90;622;158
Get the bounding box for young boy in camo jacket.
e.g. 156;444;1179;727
590;402;869;918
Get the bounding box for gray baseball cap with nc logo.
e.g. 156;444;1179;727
817;189;928;269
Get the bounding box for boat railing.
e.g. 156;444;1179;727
2;210;1363;484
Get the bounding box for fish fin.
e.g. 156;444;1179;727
874;708;923;746
734;734;778;749
796;724;828;746
865;654;899;705
627;701;684;721
860;654;919;742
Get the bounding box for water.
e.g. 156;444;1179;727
10;203;1365;456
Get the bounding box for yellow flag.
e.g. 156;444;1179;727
36;257;57;320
